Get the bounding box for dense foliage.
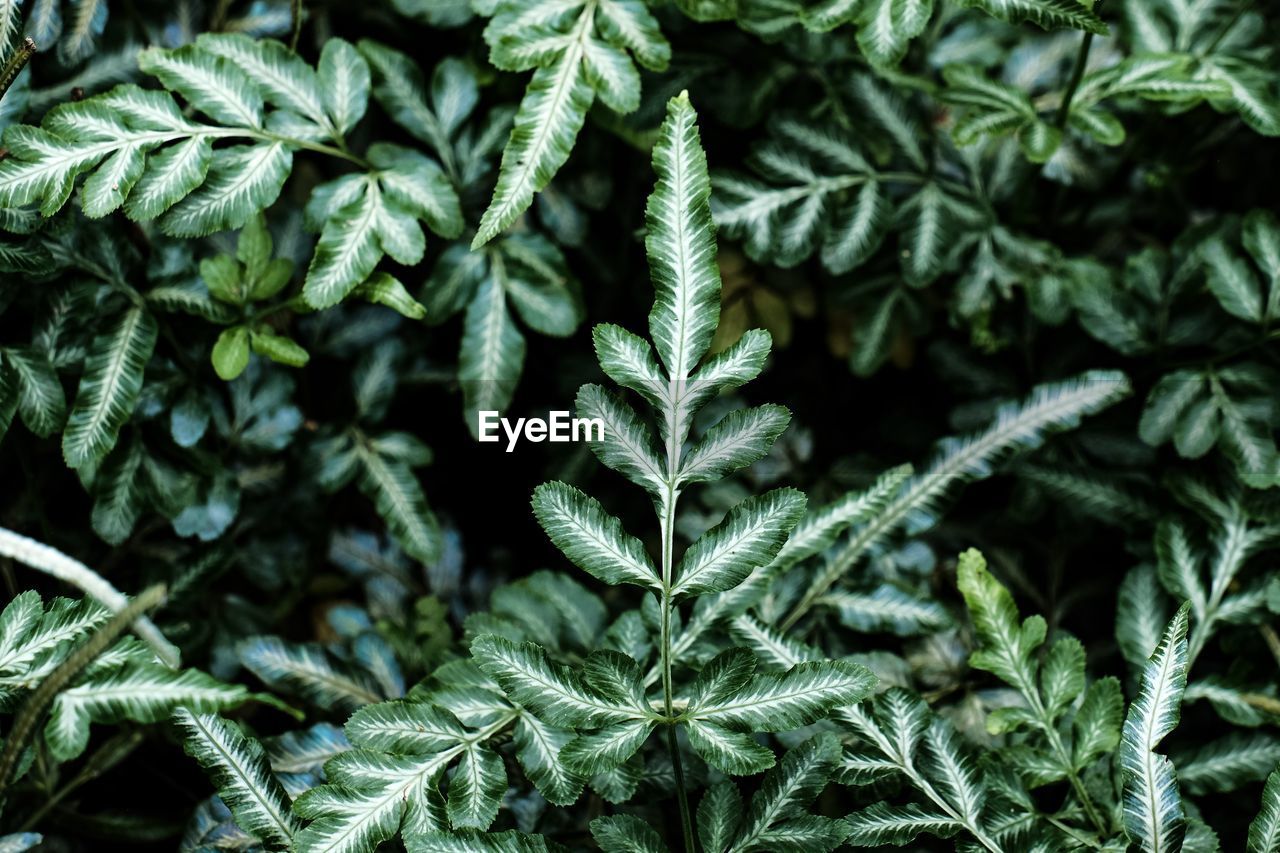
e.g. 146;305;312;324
1;0;1279;851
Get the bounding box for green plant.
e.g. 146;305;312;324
3;0;1280;851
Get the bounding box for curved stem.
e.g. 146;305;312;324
1055;1;1103;129
0;527;180;668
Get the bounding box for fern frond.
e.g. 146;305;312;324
1120;603;1191;852
175;708;300;849
785;371;1130;627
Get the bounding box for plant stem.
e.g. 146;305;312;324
1055;30;1095;129
290;0;304;52
0;585;167;795
0;527;180;668
0;37;37;101
659;490;696;853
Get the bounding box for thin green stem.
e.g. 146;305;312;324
289;0;304;52
1055;30;1095;129
659;488;696;853
0;585;167;795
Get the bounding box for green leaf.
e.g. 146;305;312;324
212;326;251;380
1073;676;1123;769
689;660;875;730
355;437;442;565
1202;235;1264;323
470;635;647;728
318;39;370;136
686;717;776;776
62;307;158;469
353;272;427;320
954;0;1107;33
513;713;587;805
844;802;961;846
732;734;847;851
90;438;146;545
591;814;670;853
197;34;328;130
679;405;791;485
712;119;886;275
160;143;293;237
561;718;656;775
238;635;385;712
472;0;669;246
459;272;525;427
646;92;720;383
345;702;468;754
698;782;744;853
821;584;950;637
1176;732;1280;796
3;346;66;438
957;548;1043;696
251;328;310;368
137;45;264;127
575;384;667;495
856;0;934;66
532;482;660;591
1250;766;1280;852
471;49;592;248
174;708;300;850
672;488;807;598
1120;602;1191;852
447;743;506;829
46;663;248;761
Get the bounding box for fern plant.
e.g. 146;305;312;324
3;0;1280;850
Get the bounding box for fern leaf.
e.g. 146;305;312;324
646;91;720;384
679;405;791;485
238;636;385;712
732;734;846;850
447;743;506;829
61;306;157;469
672;488;807;598
1120;602;1191;852
137;45;263;128
532;482;661;591
575;384;667;495
458;270;524;428
591;814;670;853
514;713;587;805
46;663;247;761
688;660;875;730
954;0;1107;33
470;635;650;728
845;802;961;846
472;0;668;247
198;33;328;130
3;346;66;438
174;708;300;849
318;39;370;136
791;371;1129;624
354;437;441;566
856;0;934;66
471;46;592;248
1250;767;1280;852
1176;732;1280;796
160;143;293;237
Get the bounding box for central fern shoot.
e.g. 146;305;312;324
472;92;876;851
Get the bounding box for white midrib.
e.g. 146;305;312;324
186;712;298;841
75;308;145;450
486;2;595;226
